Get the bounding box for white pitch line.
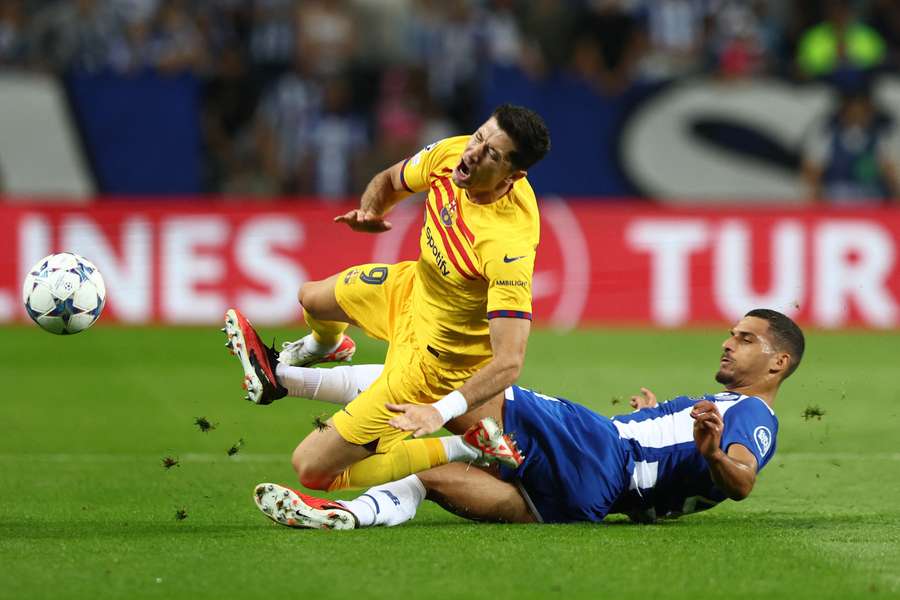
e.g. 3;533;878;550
0;453;286;463
774;452;900;461
0;452;898;462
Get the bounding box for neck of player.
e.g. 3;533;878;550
726;382;778;409
465;182;513;205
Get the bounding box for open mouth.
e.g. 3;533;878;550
456;158;471;180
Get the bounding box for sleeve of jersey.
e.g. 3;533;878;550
399;138;455;194
720;400;778;472
484;249;536;320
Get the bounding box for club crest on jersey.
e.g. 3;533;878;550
754;426;772;456
440;197;457;227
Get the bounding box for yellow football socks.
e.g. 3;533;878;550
327;438;447;491
304;309;348;348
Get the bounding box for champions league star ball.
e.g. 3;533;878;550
22;252;106;335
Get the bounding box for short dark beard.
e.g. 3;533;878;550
715;370;734;385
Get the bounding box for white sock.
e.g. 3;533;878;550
440;435;480;463
275;363;322;399
305;333;341;354
339;475;426;527
275;364;384;404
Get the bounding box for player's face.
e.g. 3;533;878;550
452;117;525;192
715;317;784;387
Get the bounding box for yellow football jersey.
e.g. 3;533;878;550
399;136;540;363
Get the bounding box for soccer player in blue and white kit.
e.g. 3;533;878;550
253;308;804;528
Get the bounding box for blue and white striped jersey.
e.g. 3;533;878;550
610;392;778;518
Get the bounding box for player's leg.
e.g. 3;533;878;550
287;260;520;491
318;416;522;491
338;463;537;527
224;309;378;405
290;412;481;491
252;476;421;530
326;464;536;527
290;420;470;492
287;363;444;490
298;273;351;323
281;263;410;367
275;363;384;404
254;464;535;529
289;356;451;491
280;273;357;366
418;463;536;523
337;475;426;527
291;374;521;490
289;422;373;489
314;438;448;491
284;263;435;488
221;327;519;492
269;361;500;424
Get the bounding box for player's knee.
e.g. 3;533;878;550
299;279;335;318
417;466;457;499
299;473;331;491
298;280;317;310
291;449;333;490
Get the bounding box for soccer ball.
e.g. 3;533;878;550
22;252;107;335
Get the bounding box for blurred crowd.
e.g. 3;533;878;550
1;0;899;200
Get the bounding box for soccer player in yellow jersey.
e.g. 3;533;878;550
224;104;550;505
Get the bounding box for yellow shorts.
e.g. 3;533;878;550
331;261;485;452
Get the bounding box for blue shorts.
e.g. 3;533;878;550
499;386;631;523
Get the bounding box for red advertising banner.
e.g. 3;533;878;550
1;201;898;329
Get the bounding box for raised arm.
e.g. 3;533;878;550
334;160;414;233
691;400;758;500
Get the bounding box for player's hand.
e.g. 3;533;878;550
691;400;724;459
630;387;657;410
334;209;393;233
386;403;444;437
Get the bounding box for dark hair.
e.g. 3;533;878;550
491;104;551;171
745;309;805;380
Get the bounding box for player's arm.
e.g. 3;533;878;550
455;316;530;407
691;400;757;500
334;160;414;233
707;444;758;501
387;318;530;437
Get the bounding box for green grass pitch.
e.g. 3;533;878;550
1;324;899;599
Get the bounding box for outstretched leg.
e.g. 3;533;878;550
291;422;447;490
292;415;521;491
418;463;536;523
252;464;536;529
275;363;384;404
336;464;536;527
